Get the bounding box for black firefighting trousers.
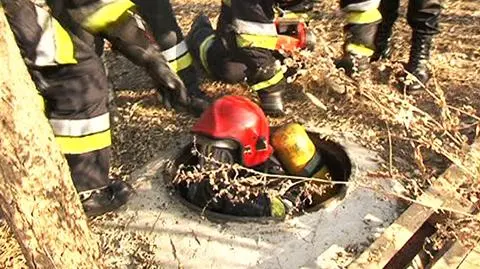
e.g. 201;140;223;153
5;1;111;193
378;0;441;35
132;0;198;93
338;0;382;56
199;0;285;93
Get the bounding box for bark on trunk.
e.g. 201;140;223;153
0;7;103;269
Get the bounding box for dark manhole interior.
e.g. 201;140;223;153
165;130;353;222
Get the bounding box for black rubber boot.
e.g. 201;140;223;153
335;52;371;78
401;32;433;92
257;88;286;117
186;14;214;64
335;18;379;77
82;180;133;217
371;23;394;62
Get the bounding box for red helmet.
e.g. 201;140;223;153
192;95;273;167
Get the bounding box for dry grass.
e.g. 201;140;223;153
2;0;480;267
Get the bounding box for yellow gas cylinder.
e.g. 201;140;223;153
271;123;318;175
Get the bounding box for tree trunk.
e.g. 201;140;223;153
0;7;103;269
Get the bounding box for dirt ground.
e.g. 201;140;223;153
1;0;480;268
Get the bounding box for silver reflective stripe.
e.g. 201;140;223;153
49;113;110;137
130;11;146;31
342;0;381;12
34;6;57;66
233;19;277;36
161;40;189;62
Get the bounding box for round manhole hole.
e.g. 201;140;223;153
164;129;352;223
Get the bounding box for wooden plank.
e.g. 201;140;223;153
347;191;443;269
348;139;480;269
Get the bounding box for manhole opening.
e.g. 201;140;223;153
165;130;352;222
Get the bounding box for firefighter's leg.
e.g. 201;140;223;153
401;0;442;91
186;3;247;84
335;0;382;77
132;0;210;115
41;59;132;217
217;0;234;34
371;0;400;61
213;1;248;83
186;14;247;83
4;0;132;217
231;0;286;116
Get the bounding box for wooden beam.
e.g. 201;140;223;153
347;191;443;269
348;139;480;269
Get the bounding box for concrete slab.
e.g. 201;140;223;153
103;133;401;269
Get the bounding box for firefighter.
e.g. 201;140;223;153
182;95;337;218
334;0;383;77
186;95;288;218
370;0;442;91
186;0;315;117
3;0;199;216
131;0;211;113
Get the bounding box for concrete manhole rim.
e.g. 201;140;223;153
163;130;357;224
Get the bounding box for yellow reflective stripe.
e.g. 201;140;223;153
346;43;375;57
52;20;77;64
83;0;135;32
236;34;278;50
251;70;284;91
222;0;231;7
56;130;112;155
168;53;193;73
346;8;382;24
199;34;215;75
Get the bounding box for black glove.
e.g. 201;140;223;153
101;11;188;107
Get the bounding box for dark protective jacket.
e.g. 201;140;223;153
199;0;286;93
4;0;185;193
4;0;115;192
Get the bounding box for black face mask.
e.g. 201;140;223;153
195;136;240;169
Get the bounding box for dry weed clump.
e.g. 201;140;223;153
286;10;480;250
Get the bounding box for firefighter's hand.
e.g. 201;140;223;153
100;11;189;107
147;57;189;108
